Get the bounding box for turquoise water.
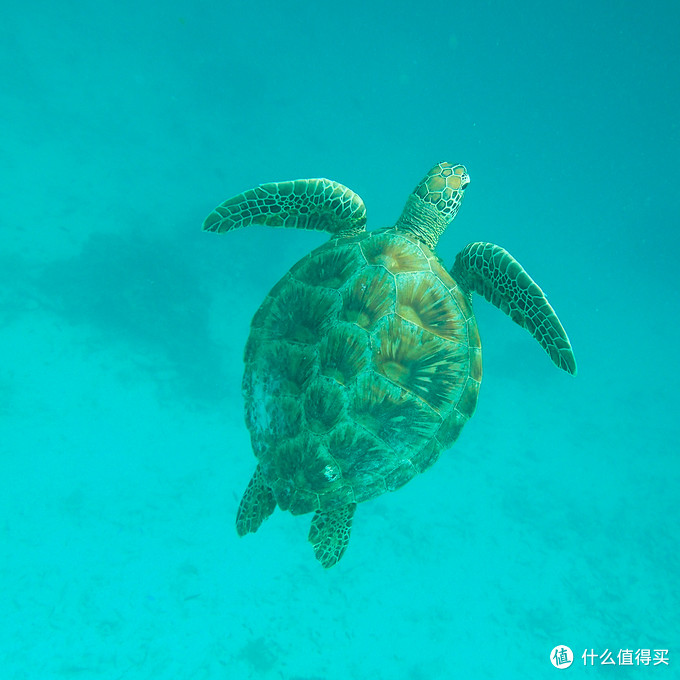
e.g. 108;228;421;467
2;1;678;678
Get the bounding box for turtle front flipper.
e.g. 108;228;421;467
203;179;367;238
308;503;357;568
452;242;577;375
236;464;276;536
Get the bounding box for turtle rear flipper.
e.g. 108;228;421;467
452;242;576;375
203;179;366;238
236;464;276;536
308;503;357;568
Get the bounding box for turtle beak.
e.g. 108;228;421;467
461;173;470;189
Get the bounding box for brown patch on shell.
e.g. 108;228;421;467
340;266;394;330
396;273;462;339
360;233;429;274
373;316;468;411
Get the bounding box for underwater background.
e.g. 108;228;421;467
1;0;678;678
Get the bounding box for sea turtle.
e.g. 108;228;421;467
203;162;576;568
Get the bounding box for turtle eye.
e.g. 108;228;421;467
452;165;470;188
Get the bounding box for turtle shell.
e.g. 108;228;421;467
242;229;482;515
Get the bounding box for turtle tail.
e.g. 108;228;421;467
452;242;576;375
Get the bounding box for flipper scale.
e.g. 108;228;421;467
203;178;367;237
308;503;357;568
235;464;276;536
452;242;577;375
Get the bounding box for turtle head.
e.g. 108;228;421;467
394;162;470;249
